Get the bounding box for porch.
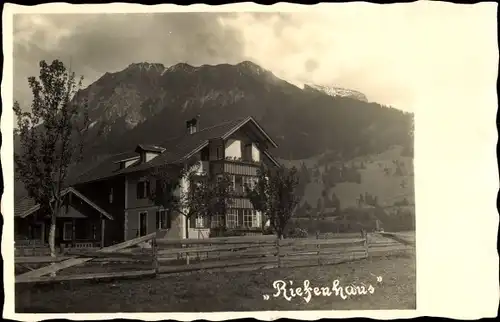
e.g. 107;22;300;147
14;187;113;256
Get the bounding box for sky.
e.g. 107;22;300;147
11;2;498;113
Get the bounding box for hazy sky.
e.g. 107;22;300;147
12;2;498;113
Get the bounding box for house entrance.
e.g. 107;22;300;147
139;212;148;236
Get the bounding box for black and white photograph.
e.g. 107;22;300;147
2;2;498;319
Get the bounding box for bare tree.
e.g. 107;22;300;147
245;164;301;239
14;60;89;257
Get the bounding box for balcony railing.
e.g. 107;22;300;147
222;156;261;166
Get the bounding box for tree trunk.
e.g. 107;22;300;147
49;211;57;277
49;213;57;257
184;216;190;265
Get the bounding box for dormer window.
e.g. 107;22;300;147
116;156;140;170
134;145;165;164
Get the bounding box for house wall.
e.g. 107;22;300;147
224;128;266;163
124;164;202;241
124;206;159;240
124;159;138;168
209;139;224;161
145;152;160;162
127;172;156;209
76;176;125;246
188;228;210;239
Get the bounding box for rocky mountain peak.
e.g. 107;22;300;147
126;62;165;73
236;60;266;74
163;62;197;74
304;84;368;102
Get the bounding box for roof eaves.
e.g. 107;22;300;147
221;116;278;148
113;156;140;164
181;140;210;162
67;187;114;220
263;150;282;168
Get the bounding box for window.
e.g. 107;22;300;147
156;209;168;229
211;214;224;228
195;215;205;228
63;222;73;241
235;175;243;194
216;146;223;160
242;176;256;191
241;209;259;228
137;180;150;199
243;209;253;228
226;210;238;228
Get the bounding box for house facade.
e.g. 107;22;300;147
70;116;280;245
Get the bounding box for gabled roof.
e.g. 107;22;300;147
14;187;114;220
74;116;279;185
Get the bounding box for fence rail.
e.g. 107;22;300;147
15;231;414;284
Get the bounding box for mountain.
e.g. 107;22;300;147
14;61;414;205
303;84;368;102
66;60;413;161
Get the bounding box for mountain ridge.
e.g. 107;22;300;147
64;60;413;160
14;60;414;202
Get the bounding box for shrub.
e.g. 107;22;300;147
221;229;246;237
286;227;309;239
262;226;275;235
209;227;245;238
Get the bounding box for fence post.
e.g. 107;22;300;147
316;231;321;266
152;236;158;275
364;231;369;259
276;237;281;268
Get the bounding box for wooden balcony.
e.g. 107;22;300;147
211;157;261;176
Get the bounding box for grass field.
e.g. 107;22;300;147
16;253;415;313
282;145;415;209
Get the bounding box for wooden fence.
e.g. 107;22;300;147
15;231;414;284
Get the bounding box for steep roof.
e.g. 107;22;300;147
73;116;278;185
14;187;114;220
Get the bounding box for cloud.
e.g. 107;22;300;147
12;3;498;113
13;12;245;109
217;3;497;111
